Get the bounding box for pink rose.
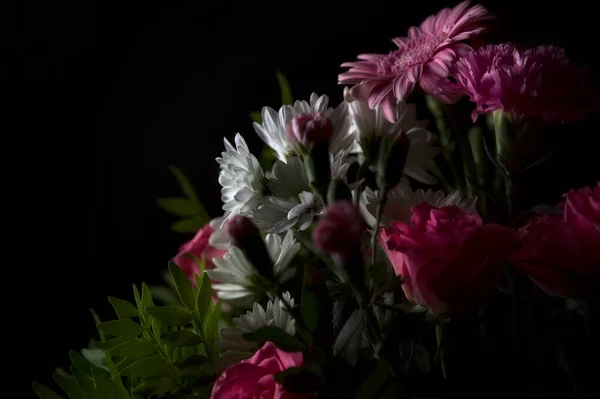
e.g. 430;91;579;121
173;224;226;286
380;203;518;313
515;184;600;297
211;342;309;399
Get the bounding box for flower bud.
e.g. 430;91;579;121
225;215;274;281
286;112;333;148
376;131;410;193
313;200;366;263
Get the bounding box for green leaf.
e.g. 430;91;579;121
145;306;192;326
69;350;93;375
71;366;94;393
171;217;204;233
301;290;319;333
32;382;65;399
91;368;115;399
97;320;143;337
119;355;169;378
132;377;176;395
168;165;199;203
168;262;196;310
149;285;181;306
81;348;106;368
203;299;222;348
276;71;293;105
249;111;262;124
157;197;199;217
333;309;364;366
53;373;86;399
108;297;138;318
175;354;209;368
356;359;390;399
94;336;131;350
108;338;156;358
243;326;307;353
398;341;431;374
140;283;155;324
274;367;322;394
196;272;212;319
133;285;141;309
161;330;203;347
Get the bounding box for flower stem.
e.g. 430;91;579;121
371;196;386;267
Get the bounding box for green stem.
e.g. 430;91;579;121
145;328;182;384
436;325;449;380
442;104;477;197
371;196;386;267
191;315;215;367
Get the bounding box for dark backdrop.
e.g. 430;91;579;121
24;0;599;392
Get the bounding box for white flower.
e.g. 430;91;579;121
252;191;323;234
217;292;296;354
251;157;323;233
360;183;477;227
206;231;300;306
330;150;352;181
253;93;356;162
348;99;440;185
217;134;265;222
208;217;231;250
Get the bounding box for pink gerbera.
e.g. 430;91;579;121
338;1;491;122
454;43;599;123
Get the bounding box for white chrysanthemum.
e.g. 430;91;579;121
360;183;477;227
250;157;324;233
253;93;356;162
330;150;351;181
217;134;265;222
217;292;296;353
251;191;322;234
348;99;440;185
208;217;231;250
206;231;300;306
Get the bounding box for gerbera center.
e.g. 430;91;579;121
377;35;441;76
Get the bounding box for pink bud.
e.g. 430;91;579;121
286;112;333;147
313;200;366;259
225;215;261;249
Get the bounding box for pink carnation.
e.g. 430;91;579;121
211;342;309;399
454;43;598;122
380;203;518;313
173;223;226;286
514;184;600;297
339;1;490;122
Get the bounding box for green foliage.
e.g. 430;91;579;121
157;165;210;234
243;326;307;353
33;265;222;399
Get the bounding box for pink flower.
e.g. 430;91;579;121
286;113;333;147
454;43;598;122
338;1;490;122
313;201;366;262
173;224;226;286
380;203;518;312
211;342;309;399
514;184;600;297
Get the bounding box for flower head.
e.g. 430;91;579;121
454;43;598;122
339;1;491;122
361;183;477;227
173;221;227;286
514;184;600;297
217;134;265;222
286;112;333;147
381;203;517;312
349;99;440;184
207;231;300;306
217;292;296;354
211;341;308;399
253;93;354;162
313;200;367;261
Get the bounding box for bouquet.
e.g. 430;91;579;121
34;2;599;398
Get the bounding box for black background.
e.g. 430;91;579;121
22;0;599;392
